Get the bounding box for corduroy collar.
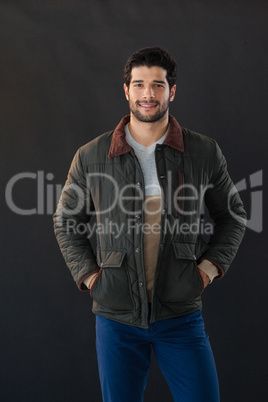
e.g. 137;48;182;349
108;114;184;159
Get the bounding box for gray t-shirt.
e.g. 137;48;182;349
125;123;169;196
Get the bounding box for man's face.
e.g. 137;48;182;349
124;66;176;123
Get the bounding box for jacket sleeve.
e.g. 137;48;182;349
53;148;99;291
201;141;247;277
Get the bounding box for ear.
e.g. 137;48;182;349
169;85;176;102
123;83;129;100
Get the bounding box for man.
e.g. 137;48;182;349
54;47;246;402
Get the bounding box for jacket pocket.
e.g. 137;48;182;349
159;242;203;303
172;242;197;260
91;249;134;311
97;249;126;268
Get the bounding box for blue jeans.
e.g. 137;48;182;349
95;310;220;402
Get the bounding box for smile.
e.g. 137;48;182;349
138;103;158;109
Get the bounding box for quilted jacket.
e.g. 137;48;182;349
53;115;246;328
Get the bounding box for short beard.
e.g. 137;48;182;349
128;99;170;123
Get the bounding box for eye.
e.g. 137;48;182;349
134;83;143;88
154;84;164;88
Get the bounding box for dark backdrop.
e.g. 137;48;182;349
1;1;267;401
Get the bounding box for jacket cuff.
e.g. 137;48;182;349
200;258;225;279
78;270;99;292
198;260;219;283
83;273;99;289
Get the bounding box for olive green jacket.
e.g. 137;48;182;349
53;115;246;328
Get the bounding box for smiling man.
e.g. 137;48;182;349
54;47;246;402
125;65;175;124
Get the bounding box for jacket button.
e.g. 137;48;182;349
192;255;196;260
135;215;141;220
100;262;103;267
160;175;165;179
139;281;144;287
135;248;141;253
137;182;141;188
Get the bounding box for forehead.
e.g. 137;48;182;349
130;65;168;83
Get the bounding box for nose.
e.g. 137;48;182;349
142;85;155;99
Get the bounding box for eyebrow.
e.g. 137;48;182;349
132;80;166;84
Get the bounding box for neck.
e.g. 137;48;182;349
128;112;169;147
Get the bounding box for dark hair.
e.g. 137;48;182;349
123;46;177;89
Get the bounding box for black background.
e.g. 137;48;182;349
1;1;267;401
